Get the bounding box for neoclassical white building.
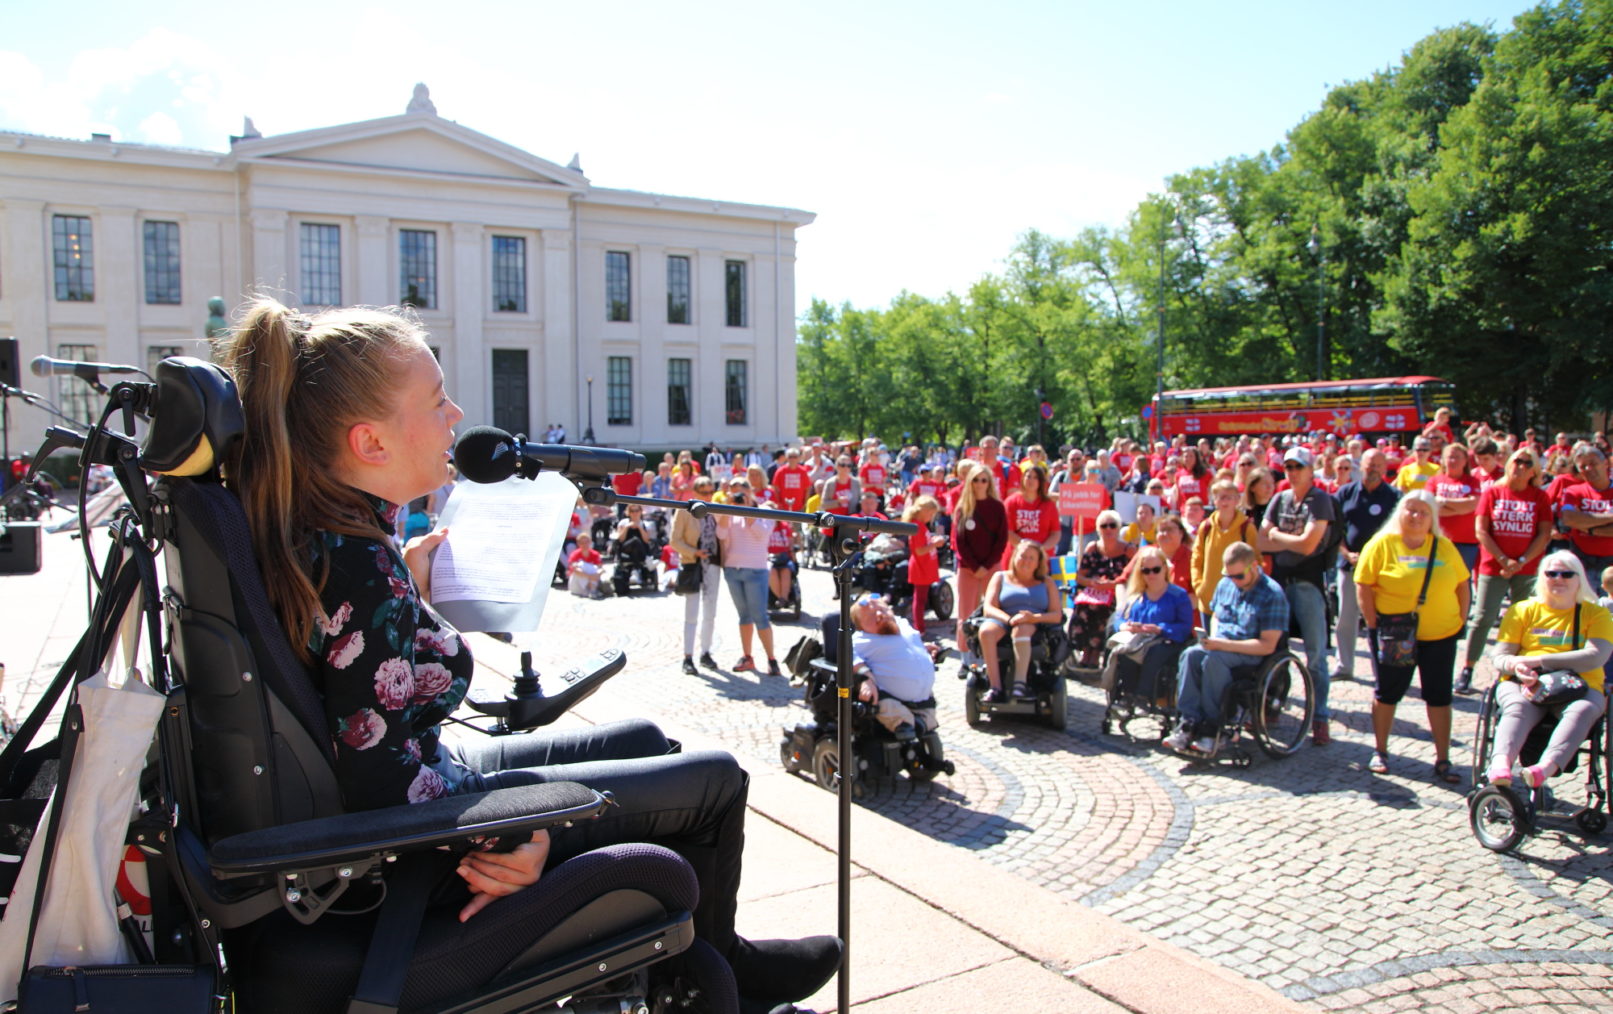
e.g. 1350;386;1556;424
0;86;812;458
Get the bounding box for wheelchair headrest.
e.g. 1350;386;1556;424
140;357;244;477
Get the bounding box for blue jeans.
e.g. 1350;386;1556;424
1175;646;1256;726
723;567;771;629
1284;579;1331;721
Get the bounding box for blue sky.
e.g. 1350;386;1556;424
0;0;1538;314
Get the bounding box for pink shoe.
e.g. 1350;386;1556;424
1486;765;1513;786
1521;764;1551;789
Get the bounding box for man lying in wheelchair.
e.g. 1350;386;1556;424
2;299;840;1014
1165;541;1315;764
1468;551;1613;851
780;594;954;790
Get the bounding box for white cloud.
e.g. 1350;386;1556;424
136;111;184;146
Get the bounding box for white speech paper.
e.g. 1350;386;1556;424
428;473;577;632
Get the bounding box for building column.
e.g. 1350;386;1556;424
541;228;574;439
98;207;139;367
450;221;484;429
354;215;389;307
249;209;288;295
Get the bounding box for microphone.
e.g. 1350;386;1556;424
455;426;646;484
31;355;143;381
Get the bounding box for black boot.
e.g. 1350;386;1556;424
728;935;842;1007
1454;665;1474;696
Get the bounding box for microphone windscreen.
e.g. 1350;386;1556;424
29;356;52;378
454;426;519;483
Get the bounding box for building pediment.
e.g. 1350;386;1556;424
232;113;587;189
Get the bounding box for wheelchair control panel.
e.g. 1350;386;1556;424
464;647;627;733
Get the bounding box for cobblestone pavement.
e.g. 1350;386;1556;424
7;528;1610;1013
511;562;1613;1014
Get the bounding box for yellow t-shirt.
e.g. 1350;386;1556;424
1497;599;1613;693
1392;459;1440;492
1354;532;1471;640
804;493;822;513
1122;521;1158;546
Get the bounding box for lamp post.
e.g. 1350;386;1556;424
584;375;595;444
1310;227;1325;381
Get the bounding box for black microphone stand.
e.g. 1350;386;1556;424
578;483;916;1014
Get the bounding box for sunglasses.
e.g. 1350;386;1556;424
1224;568;1248;581
1140;566;1164;575
1283;462;1307;470
972;477;990;483
1543;570;1578;579
1099;522;1119;529
855;592;884;606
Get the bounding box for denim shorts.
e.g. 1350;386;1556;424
724;567;771;629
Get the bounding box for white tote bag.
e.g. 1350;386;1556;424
0;582;165;999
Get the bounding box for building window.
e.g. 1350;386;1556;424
491;349;530;437
607;356;632;426
400;229;438;309
667;358;692;427
725;359;747;426
725;260;748;328
57;342;98;424
667;255;691;325
299;223;341;306
143;221;181;305
146;345;183;378
606;251;631;322
52;215;94;302
492;236;526;313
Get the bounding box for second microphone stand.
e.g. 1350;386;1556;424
580;483;916;1014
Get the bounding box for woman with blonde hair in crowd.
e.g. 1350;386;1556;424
952;460;1008;658
977;541;1062;701
1354;490;1471;780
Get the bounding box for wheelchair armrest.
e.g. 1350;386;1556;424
208;782;610;876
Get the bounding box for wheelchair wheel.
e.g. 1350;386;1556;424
964;678;983;728
1573;808;1607;835
931;581;954;621
1470;784;1529;852
812;738;842;791
1254;653;1314;758
1045;670;1068;731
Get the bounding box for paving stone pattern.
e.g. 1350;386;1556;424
516;564;1613;1014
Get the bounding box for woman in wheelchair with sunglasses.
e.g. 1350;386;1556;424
221;297;838;1013
1482;551;1613;790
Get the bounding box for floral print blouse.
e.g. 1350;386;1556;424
307;493;475;811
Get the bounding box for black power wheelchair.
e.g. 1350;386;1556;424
4;358;738;1013
779;617;955;795
1164;635;1315;768
957;611;1069;731
1467;680;1611;853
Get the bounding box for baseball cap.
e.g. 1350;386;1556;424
1283;446;1313;467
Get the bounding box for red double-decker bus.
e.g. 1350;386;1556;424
1147;377;1456;441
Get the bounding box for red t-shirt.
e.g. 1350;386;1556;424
908;533;940;586
1558;480;1613;558
988;459;1022;495
567;547;601;570
1471;465;1504;492
908;478;945;504
1546;472;1578;503
1477;484;1552;576
1173;471;1207;505
772;464;812;511
610;471;643;496
1000;493;1059;568
767;520;793;555
1425;472;1479;544
859;462;887;491
1114;452;1134;473
824;476;858;514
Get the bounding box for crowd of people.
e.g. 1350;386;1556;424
543;415;1613;789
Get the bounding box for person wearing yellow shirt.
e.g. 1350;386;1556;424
1392;436;1441;493
1122;501;1159;546
1484;551;1613;789
1191;480;1260;614
1355;490;1471;781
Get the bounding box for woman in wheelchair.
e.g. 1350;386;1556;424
1483;551;1613;789
221;298;838;1010
976;541;1062;701
1103;546;1192;707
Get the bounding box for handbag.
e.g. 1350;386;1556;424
1372;536;1438;670
1528;606;1590;707
674;561;703;595
18;963;220;1013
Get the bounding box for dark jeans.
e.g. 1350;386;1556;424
1370;631;1459;707
449;718;747;954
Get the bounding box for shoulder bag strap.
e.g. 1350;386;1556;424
1573;603;1581;650
1415;536;1439;608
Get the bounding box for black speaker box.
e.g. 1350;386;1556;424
0;522;42;576
0;338;17;389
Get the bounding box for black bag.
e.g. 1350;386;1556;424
1372;536;1439;671
18;963;220;1013
674;561;703;595
1528;606;1590;706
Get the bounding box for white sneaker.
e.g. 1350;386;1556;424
1165;724;1193;751
1191;736;1216;754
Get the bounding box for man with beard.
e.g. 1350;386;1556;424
850;593;938;741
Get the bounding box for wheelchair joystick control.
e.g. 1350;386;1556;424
512;651;543;699
464;647;629;733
